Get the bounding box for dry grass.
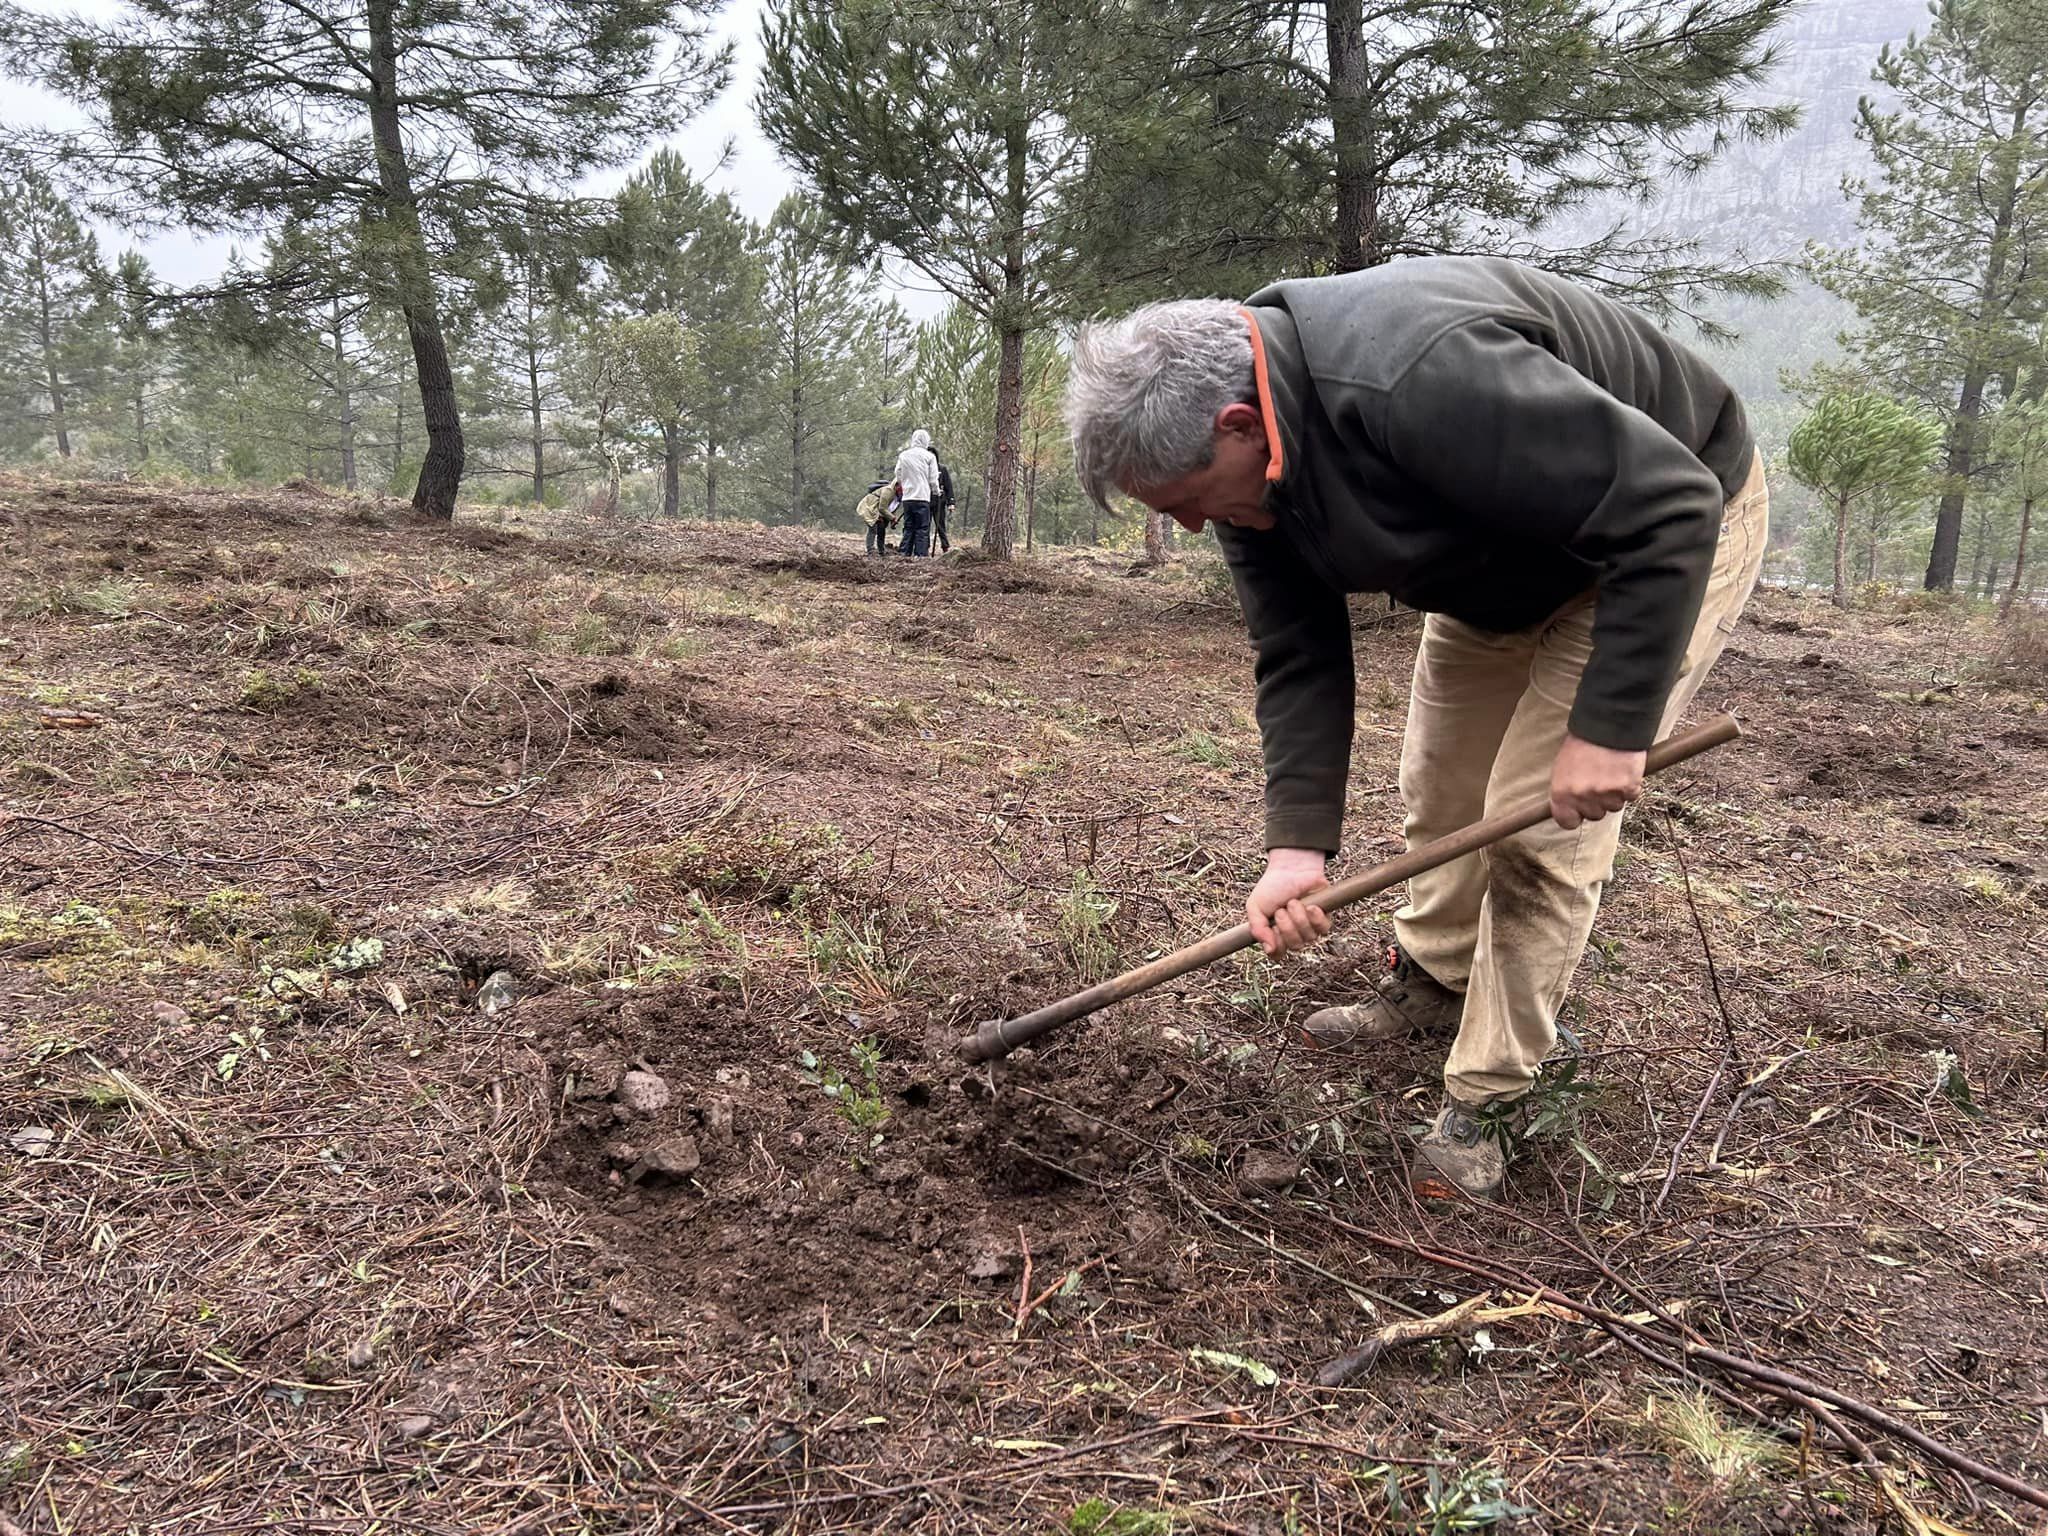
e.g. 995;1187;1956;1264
3;474;2046;1533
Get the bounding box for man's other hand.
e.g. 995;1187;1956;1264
1246;847;1332;957
1550;733;1648;830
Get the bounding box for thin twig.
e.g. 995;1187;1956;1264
1654;814;1743;1213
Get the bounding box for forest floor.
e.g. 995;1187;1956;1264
3;472;2047;1536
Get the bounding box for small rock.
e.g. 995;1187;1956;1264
1238;1150;1302;1194
9;1126;56;1158
475;969;519;1015
149;1001;190;1028
393;1414;436;1440
615;1070;671;1115
630;1134;701;1182
1916;804;1961;827
602;1139;640;1166
968;1243;1022;1281
1798;651;1823;668
345;1338;377;1372
714;1066;752;1090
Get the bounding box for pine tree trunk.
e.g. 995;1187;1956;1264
331;301;358;493
133;387;147;462
789;381;804;518
597;399;621;516
392;351;408;484
1325;0;1378;272
986;323;1024;559
1143;508;1166;565
526;314;545;504
661;422;682;518
33;257;71;459
2004;495;2034;613
705;449;720;520
1926;367;1988;590
1927;89;2038;588
1967;501;1992;594
1024;449;1038;552
1833;491;1851;609
980;20;1028;561
367;0;464;519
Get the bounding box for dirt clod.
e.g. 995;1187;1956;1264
630;1134;701;1182
614;1069;671;1115
1238;1150;1303;1194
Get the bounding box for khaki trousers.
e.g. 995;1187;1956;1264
1394;453;1770;1105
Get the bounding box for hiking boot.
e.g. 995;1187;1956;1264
1298;943;1462;1050
1411;1094;1528;1202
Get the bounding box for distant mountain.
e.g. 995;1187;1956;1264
1643;0;1934;252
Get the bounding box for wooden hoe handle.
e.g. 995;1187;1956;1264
957;712;1742;1064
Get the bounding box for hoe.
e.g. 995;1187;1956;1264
957;712;1742;1064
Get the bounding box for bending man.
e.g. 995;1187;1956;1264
1065;256;1768;1201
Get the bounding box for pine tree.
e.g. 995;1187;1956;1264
4;0;729;516
1051;0;1798;319
759;0;1119;558
1788;391;1944;609
568;320;636;516
604;153;768;518
229;222;388;491
1990;398;2048;609
602;315;697;519
1283;0;1796;288
911;305;998;532
105;252;164;465
761;197;873;522
1814;0;2048;590
464;218;592;505
868;300;919;484
0;165;110;458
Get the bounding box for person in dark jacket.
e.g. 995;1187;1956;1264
1065;256;1769;1201
930;450;955;554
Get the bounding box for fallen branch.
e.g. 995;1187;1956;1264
1314;1213;2048;1514
1315;1291;1575;1387
1015;1257;1105;1335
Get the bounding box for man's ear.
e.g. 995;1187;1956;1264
1216;401;1265;439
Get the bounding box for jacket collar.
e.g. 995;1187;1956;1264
1241;305;1305;499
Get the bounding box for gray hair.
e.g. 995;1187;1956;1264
1067;299;1254;509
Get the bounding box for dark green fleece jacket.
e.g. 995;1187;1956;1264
1218;256;1754;854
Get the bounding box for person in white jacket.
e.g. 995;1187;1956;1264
892;429;941;558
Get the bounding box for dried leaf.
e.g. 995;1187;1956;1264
378;981;408;1015
9;1126;56;1157
1189;1347;1279;1388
